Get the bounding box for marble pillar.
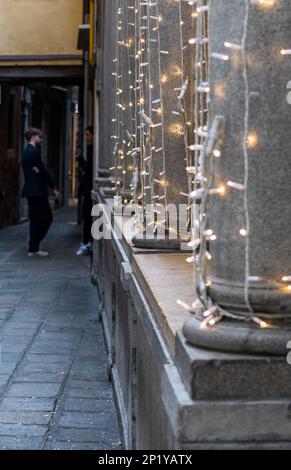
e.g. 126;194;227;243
99;0;117;172
132;0;192;247
184;0;291;355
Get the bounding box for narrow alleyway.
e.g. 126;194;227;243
0;209;121;450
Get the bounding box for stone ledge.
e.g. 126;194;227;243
176;331;291;400
92;191;194;355
162;363;291;448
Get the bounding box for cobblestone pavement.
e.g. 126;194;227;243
0;209;121;450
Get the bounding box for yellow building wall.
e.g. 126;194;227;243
0;0;83;65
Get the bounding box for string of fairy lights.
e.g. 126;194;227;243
125;0;136;203
186;0;291;328
178;0;209;300
110;0;290;329
112;2;122;197
137;0;149;227
138;0;169;233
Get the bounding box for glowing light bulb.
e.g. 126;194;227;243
252;317;270;329
161;74;168;84
247;132;258;148
211;52;229;61
224;42;242;51
251;0;277;8
281;49;291;56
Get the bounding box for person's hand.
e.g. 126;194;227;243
53;189;60;200
32;166;40;174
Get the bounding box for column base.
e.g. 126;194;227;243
102;187;116;197
183;316;291;356
132;232;190;250
132;234;180;250
208;276;291;315
95;176;115;187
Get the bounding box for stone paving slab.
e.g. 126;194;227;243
44;441;114;450
0;436;44;450
57;411;110;429
7;382;62;398
0;353;21;363
0;363;19;375
0;411;53;425
17;363;69;374
0;398;56;411
0;343;31;354
2;322;41;330
25;354;72;364
47;427;119;443
13;372;66;383
0;423;47;437
0;328;36;337
61;398;114;413
0;210;121;450
66;384;112;400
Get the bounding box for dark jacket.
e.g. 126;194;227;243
0;186;5;202
79;144;93;198
22;144;56;198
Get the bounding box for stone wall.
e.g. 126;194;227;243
92;0;291;449
92;188;291;449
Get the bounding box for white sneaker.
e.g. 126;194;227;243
76;243;90;256
28;250;49;258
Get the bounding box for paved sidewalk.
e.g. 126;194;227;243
0;209;121;450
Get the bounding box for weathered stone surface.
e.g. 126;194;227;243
47;427;120;444
44;440;120;450
7;383;62;398
66;386;112;400
0;436;44;450
0;398;56;412
0;411;53;426
206;0;291;313
183;316;291;356
163;363;291;447
61;398;113;413
99;0;116;171
0;209;120;449
176;331;291;400
13;372;66;383
155;0;188;208
58;411;111;429
0;423;47;437
0;375;10;387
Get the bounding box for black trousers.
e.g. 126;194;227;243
27;197;53;253
82;195;92;245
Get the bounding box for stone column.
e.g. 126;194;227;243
118;0;136;195
99;0;116;171
133;0;192;248
183;0;291;355
154;0;188;210
98;0;135;195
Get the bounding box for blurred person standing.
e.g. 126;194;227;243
22;128;59;257
76;126;94;256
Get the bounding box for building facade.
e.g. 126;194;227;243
0;0;84;227
89;0;291;449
